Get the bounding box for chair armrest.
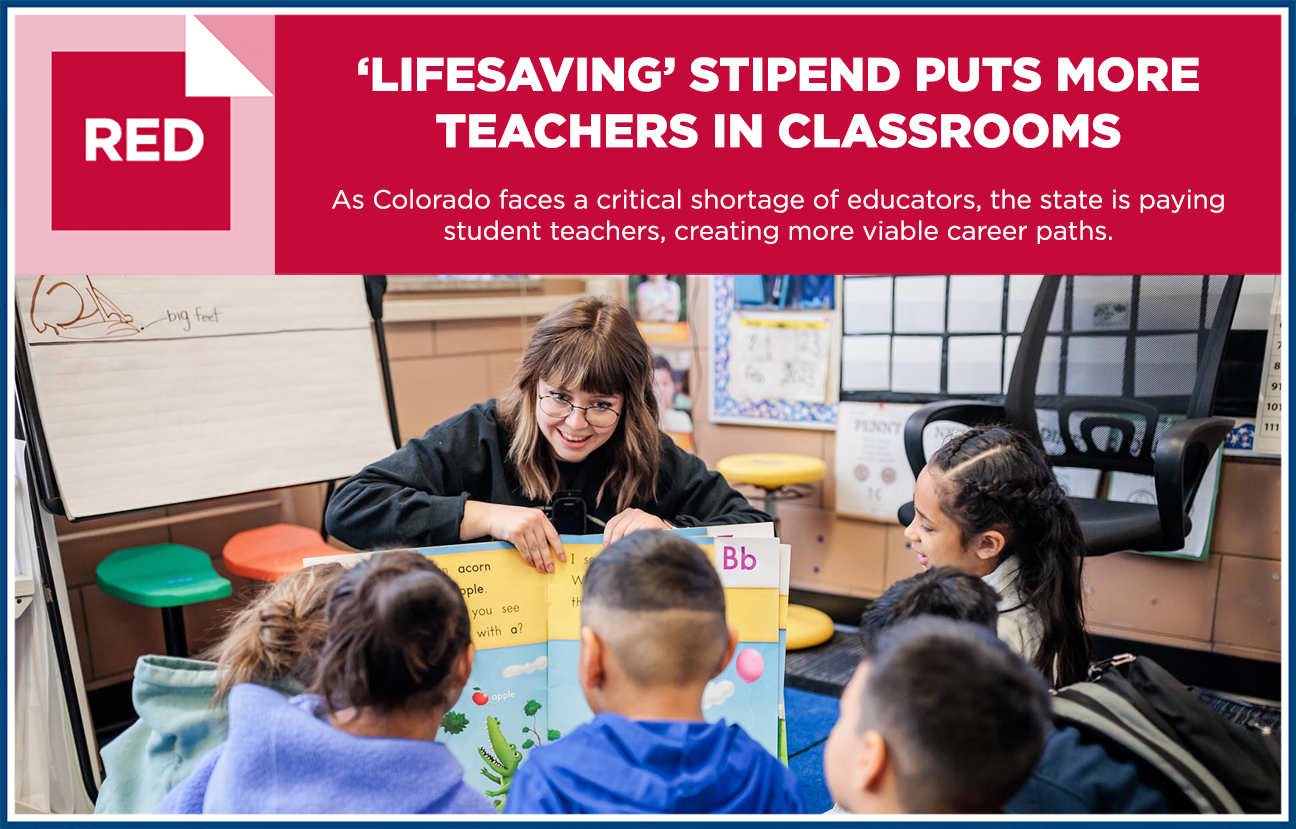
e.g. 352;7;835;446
1152;416;1234;551
903;401;1007;475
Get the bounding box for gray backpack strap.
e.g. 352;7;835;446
1052;693;1229;815
1065;685;1243;814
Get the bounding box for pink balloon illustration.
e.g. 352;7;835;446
735;648;764;684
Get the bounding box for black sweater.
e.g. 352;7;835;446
326;400;770;550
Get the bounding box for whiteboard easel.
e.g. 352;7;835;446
13;275;400;807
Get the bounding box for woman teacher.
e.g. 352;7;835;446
326;296;769;571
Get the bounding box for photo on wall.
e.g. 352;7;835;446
631;275;691;351
630;275;696;451
653;348;694;452
630;274;688;324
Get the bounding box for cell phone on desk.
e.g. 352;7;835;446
548;490;587;535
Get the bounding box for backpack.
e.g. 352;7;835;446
1051;654;1281;814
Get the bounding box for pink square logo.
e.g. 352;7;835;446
51;52;230;231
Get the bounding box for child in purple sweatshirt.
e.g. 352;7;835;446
158;553;491;815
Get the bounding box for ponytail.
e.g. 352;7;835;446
205;563;344;700
314;552;472;713
930;425;1091;687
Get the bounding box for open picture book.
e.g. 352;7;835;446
305;523;790;810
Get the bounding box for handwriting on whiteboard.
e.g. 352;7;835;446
725;313;831;404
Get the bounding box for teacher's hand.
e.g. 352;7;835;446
603;509;670;545
464;502;566;572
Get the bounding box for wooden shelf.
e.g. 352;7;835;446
382;276;622;322
385;293;584;323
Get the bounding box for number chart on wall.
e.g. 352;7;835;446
709;275;839;429
1253;279;1283;455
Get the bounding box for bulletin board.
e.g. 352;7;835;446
839;274;1279;458
840;274;1277;406
839;274;1036;404
708;275;840;430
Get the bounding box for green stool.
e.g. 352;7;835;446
96;543;232;658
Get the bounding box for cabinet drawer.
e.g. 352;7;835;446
1214;555;1282;652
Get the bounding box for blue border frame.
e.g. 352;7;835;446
2;0;1295;6
3;2;1291;825
711;275;840;426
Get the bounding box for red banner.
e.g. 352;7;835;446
274;14;1281;275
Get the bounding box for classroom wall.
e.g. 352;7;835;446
685;278;1283;663
384;316;537;443
384;288;1283;664
54;281;587;695
60;278;1281;698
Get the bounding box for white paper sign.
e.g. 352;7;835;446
835;403;974;521
725;312;832;403
842;276;892;334
1052;467;1103;499
1106;448;1222;560
835;402;921;522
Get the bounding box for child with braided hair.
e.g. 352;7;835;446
905;424;1090;687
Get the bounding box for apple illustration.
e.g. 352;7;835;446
471;687;488;706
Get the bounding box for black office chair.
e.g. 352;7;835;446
897;276;1242;556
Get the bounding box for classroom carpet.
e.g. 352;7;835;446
784;686;840;813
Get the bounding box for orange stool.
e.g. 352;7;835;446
222;525;339;582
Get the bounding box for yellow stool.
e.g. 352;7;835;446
786;604;835;650
715;453;826;521
716;453;831;651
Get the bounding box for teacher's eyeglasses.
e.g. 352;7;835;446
538;395;621;428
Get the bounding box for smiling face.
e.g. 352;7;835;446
904;466;1001;577
536;379;623;462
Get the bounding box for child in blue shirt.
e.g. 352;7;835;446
504;532;804;815
831;567;1179;814
825;617;1051;814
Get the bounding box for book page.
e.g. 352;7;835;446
423;543;549;812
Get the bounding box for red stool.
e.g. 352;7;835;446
223;525;340;582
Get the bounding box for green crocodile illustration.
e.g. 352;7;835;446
478;715;523;811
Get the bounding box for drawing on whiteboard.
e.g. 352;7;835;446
29;275;141;340
725;315;831;404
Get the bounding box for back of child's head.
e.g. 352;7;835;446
858;617;1050;813
582;531;727;686
927;424;1089;686
207;562;345;699
860;566;1000;651
314;552;471;712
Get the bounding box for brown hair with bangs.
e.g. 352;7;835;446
498;295;661;511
